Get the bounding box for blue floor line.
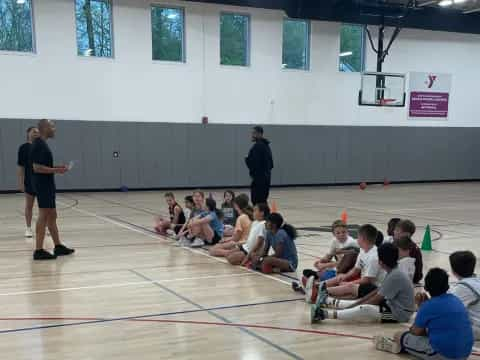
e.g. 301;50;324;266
129;269;304;360
0;297;304;335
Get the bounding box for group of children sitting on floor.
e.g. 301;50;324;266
154;190;298;271
154;191;479;360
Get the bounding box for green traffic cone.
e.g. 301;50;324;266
421;225;433;251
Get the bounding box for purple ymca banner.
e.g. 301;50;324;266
408;72;452;120
409;92;449;118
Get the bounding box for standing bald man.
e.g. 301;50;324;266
31;119;75;260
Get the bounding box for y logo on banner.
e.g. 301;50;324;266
425;75;437;88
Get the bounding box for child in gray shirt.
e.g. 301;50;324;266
311;243;415;324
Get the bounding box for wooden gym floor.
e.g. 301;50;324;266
1;182;479;359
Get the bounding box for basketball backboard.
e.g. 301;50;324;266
359;72;406;107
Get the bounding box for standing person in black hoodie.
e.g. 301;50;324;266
245;126;274;205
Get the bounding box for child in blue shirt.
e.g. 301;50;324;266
253;213;298;273
375;267;473;360
188;198;224;248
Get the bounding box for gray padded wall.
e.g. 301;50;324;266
1;118;478;192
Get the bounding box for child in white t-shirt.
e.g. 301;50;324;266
395;236;416;282
305;224;385;304
294;220;359;293
226;203;270;266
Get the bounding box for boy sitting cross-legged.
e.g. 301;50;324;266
311;242;415;324
305;224;385;304
375;268;474;360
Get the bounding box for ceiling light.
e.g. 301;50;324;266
339;51;353;57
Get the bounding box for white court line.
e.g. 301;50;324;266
57;199;292;286
0;273;254;297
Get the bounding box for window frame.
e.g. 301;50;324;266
74;0;115;59
150;4;186;63
0;0;36;55
219;11;251;67
338;23;366;73
281;17;311;71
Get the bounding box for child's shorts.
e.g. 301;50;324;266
400;332;458;360
212;232;222;245
358;283;378;298
319;269;337;281
174;224;183;234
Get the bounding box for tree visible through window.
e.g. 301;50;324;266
282;18;310;70
339;24;365;72
0;0;34;52
220;13;249;66
76;0;113;57
151;6;185;62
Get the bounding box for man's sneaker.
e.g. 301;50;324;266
33;249;57;260
25;228;33;238
54;244;75;256
310;303;326;324
305;276;318;304
373;336;401;354
189;238;205;248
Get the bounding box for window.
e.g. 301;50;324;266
339;24;365;73
75;0;113;57
220;13;250;66
282;18;310;70
0;0;34;53
151;6;185;62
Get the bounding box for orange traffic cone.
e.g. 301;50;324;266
341;210;348;224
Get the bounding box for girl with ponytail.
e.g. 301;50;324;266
254;212;298;274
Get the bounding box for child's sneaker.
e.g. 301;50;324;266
305;276;318;304
261;262;273;274
292;281;306;294
373;336;401;354
189;238;205;248
176;236;190;247
315;282;328;307
310;303;326;324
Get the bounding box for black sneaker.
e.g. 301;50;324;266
310;304;326;324
292;281;306;294
33;249;57;260
54;244;75;256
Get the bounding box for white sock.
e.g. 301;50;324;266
336;299;357;309
325;297;337;307
334;305;382;322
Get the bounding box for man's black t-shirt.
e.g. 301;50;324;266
17;143;33;188
31;138;55;190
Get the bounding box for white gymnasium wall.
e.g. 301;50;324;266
1;0;479;127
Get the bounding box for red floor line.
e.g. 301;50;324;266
1;316;479;356
3;315;480;357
